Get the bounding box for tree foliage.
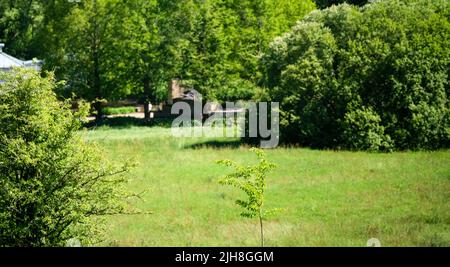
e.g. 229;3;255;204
176;0;316;101
261;0;450;150
0;0;315;111
44;0;126;119
0;0;43;59
0;68;134;246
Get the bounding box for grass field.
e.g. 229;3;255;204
83;124;450;247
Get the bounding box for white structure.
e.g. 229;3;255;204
0;43;42;71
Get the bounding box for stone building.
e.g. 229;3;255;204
150;79;202;119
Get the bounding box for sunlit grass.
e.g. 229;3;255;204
84;126;450;247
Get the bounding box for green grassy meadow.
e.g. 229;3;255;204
83;125;450;247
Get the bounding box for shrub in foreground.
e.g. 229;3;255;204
0;69;134;247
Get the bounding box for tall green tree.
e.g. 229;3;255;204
177;0;316;101
112;0;184;120
37;0;127;120
0;0;43;59
34;0;77;80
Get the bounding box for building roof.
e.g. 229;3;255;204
0;43;42;70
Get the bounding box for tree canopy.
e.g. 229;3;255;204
261;0;450;150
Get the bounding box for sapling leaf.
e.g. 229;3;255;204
217;148;280;247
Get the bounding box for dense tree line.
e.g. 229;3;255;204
261;0;450;150
0;0;315;119
1;0;449;151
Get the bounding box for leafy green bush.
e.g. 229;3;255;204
102;106;137;116
0;69;134;247
342;107;392;151
261;0;450;150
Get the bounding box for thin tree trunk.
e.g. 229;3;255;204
143;77;152;121
144;100;151;121
92;0;102;122
259;210;264;247
93;100;103;121
93;55;102;121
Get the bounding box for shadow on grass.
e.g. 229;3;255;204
184;140;244;149
84;116;174;129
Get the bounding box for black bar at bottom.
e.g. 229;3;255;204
0;247;446;265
